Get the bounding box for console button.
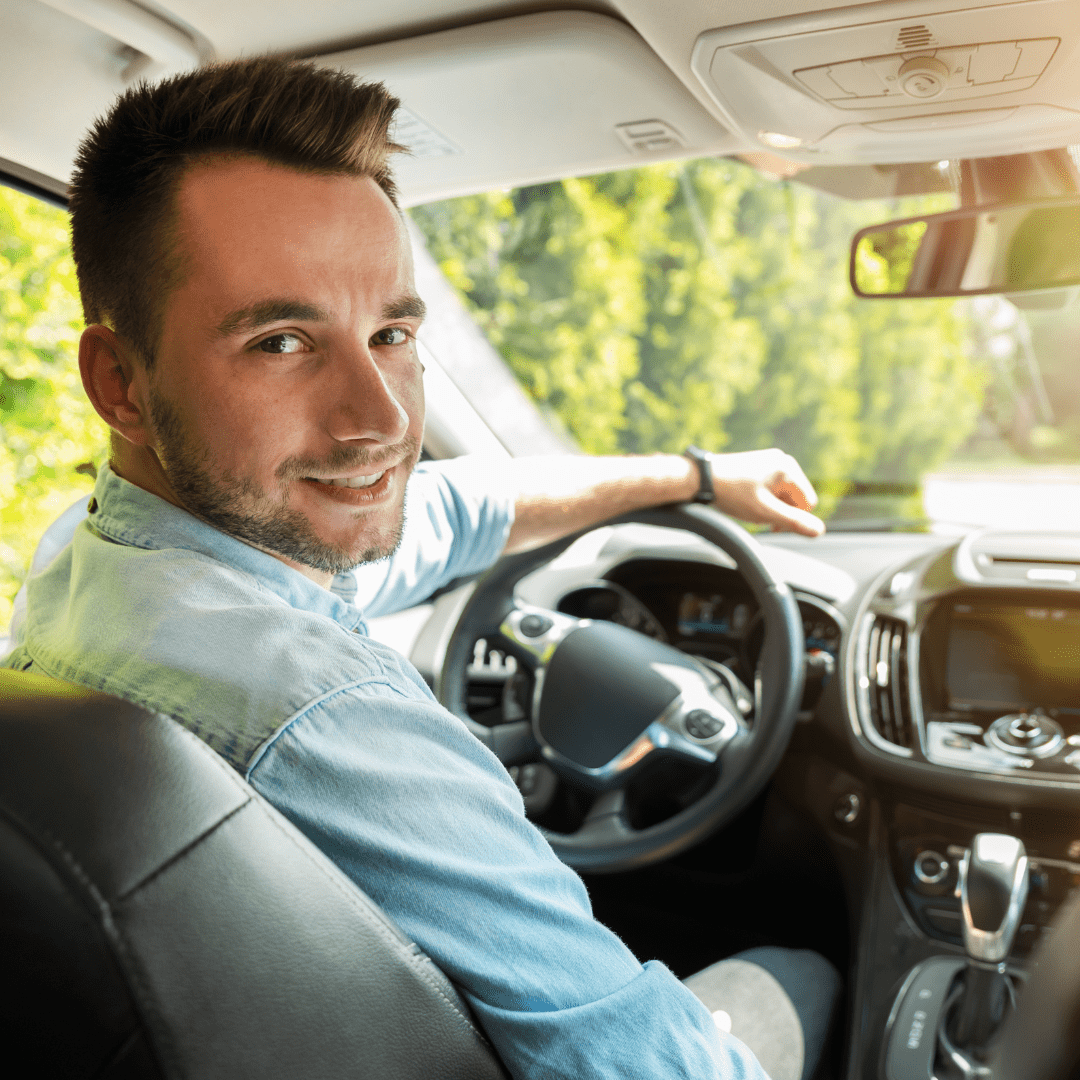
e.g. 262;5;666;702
518;614;553;638
684;709;723;739
914;850;949;886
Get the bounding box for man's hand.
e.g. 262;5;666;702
709;449;824;538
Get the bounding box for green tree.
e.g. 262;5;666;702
412;158;980;517
0;187;105;629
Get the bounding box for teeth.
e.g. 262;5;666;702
313;471;385;489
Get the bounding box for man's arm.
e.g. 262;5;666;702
505;448;825;554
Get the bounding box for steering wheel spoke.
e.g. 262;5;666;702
498;603;588;668
574;788;636;847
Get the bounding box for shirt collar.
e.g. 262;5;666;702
89;464;367;632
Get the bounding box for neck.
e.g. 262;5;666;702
108;439;336;590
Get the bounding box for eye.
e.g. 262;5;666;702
256;333;307;354
371;327;411;346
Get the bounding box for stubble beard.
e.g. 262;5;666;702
149;392;419;575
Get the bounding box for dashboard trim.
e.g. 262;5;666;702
848;559;920;760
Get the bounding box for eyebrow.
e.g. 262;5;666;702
383;295;427;322
214;300;326;339
213;294;427;339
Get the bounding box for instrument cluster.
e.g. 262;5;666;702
556;557;842;706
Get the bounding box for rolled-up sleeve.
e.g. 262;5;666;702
247;668;769;1080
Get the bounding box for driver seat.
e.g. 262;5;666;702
0;668;507;1079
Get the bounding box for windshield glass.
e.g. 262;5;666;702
410;156;1080;532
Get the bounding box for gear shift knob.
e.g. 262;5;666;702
945;834;1029;1060
958;833;1030;963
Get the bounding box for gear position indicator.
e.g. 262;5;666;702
885;956;966;1080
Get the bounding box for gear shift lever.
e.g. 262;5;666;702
947;833;1029;1055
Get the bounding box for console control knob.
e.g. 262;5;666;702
914;849;949;886
834;792;861;825
898;56;950;99
986;712;1064;758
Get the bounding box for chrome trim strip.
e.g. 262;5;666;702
907;617;927;756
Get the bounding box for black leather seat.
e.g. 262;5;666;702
0;668;507;1079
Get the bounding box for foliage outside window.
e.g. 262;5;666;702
410;158;978;521
1;188;106;628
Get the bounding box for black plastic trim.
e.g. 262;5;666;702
0;158;68;207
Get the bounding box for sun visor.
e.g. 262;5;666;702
0;0;206;190
319;11;737;206
690;0;1080;165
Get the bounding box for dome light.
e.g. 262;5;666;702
758;131;803;149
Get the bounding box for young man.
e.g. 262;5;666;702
6;58;837;1079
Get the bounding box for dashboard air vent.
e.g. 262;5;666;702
896;24;936;51
863;616;915;750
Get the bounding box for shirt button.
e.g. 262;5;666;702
87;498;98;514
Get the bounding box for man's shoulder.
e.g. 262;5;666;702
23;526;425;772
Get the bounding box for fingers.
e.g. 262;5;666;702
708;449;825;536
766;454;818;511
757;487;826;537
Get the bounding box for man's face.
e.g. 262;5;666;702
147;157;425;576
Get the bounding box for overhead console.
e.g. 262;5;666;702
847;529;1080;785
689;0;1080;163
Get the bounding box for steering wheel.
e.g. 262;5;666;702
438;503;805;874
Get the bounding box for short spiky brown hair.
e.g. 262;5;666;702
69;57;403;368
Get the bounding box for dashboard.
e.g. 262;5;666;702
414;519;1080;1051
423;522;1080;806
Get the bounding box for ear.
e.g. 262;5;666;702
78;325;153;447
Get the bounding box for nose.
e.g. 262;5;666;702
327;341;411;447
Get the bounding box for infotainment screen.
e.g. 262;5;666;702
946;602;1080;713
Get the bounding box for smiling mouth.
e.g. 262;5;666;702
308;471;386;489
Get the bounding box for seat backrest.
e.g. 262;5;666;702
0;669;506;1080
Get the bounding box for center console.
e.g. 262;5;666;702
834;531;1080;1079
920;595;1080;779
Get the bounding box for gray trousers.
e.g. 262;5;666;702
684;947;841;1080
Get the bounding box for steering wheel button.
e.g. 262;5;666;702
519;614;553;638
685;709;723;739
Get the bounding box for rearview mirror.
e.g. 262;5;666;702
849;197;1080;299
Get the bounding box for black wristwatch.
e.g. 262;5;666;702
683;446;715;504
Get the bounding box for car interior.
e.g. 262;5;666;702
4;1;1080;1078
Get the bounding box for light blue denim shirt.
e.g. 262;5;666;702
5;459;768;1080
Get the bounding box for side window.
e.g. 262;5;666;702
0;185;106;636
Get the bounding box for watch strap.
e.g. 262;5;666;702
684;446;715;504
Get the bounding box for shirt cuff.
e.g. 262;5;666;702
425;453;516;537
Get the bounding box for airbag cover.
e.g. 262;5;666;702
536;622;703;769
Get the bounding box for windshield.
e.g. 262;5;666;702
410;156;1080;532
